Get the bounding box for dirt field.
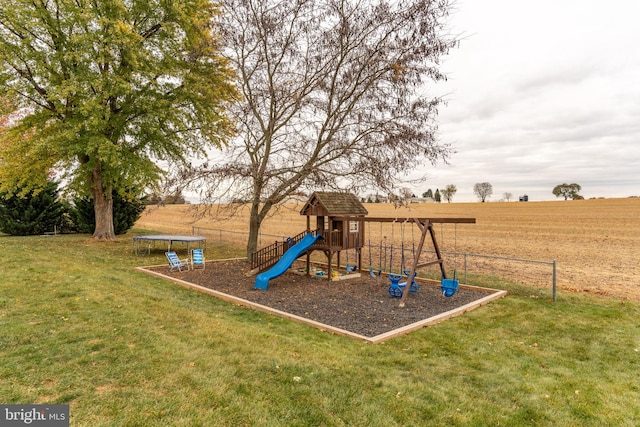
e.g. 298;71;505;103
135;198;640;301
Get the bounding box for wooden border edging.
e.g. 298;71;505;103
367;290;507;343
136;260;506;344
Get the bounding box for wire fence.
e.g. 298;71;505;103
192;226;291;249
192;226;558;301
445;251;556;302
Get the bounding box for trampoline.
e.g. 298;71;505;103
133;234;206;255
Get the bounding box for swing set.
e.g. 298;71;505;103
335;215;475;307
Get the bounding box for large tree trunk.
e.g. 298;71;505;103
91;164;115;240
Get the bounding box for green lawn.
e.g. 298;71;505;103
1;233;639;426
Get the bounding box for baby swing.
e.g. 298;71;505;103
388;220;419;298
387;220;404;297
440;223;459;297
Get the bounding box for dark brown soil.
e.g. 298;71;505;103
149;259;498;338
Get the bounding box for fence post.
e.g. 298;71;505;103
464;253;468;285
552;260;557;302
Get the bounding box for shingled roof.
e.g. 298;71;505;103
300;192;368;217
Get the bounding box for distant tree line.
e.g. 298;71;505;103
465;182;585;202
365;182;587;204
332;180;590;206
361;185;460;205
421;188;441;202
145;192;187;206
361;182;587;204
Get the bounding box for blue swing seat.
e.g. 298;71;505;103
388;273;404;297
441;278;459;297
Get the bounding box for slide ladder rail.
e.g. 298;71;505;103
251;230;316;271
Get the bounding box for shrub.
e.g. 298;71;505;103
0;181;67;235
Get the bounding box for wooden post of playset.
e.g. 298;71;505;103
398;219;429;308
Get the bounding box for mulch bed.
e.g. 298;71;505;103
145;259;501;340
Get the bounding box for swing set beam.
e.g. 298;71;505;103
331;216;476;224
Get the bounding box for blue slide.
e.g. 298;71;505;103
255;233;322;290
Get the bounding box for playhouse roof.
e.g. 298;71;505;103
300;192;368;217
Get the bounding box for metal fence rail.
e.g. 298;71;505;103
452;252;557;302
192;226;558;301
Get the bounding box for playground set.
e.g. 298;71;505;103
252;192;475;306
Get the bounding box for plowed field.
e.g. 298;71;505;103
135;198;640;301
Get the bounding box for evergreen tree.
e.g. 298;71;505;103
113;194;146;234
71;197;94;234
0;181;67;235
434;189;441;203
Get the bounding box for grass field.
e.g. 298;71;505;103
136;197;640;301
2;233;640;425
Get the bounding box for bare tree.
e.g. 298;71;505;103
188;0;456;257
473;182;493;202
503;192;513;202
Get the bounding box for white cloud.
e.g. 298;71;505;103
415;0;640;201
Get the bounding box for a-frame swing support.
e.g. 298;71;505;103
398;219;446;307
332;216;475;307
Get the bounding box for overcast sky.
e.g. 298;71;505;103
418;0;640;202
